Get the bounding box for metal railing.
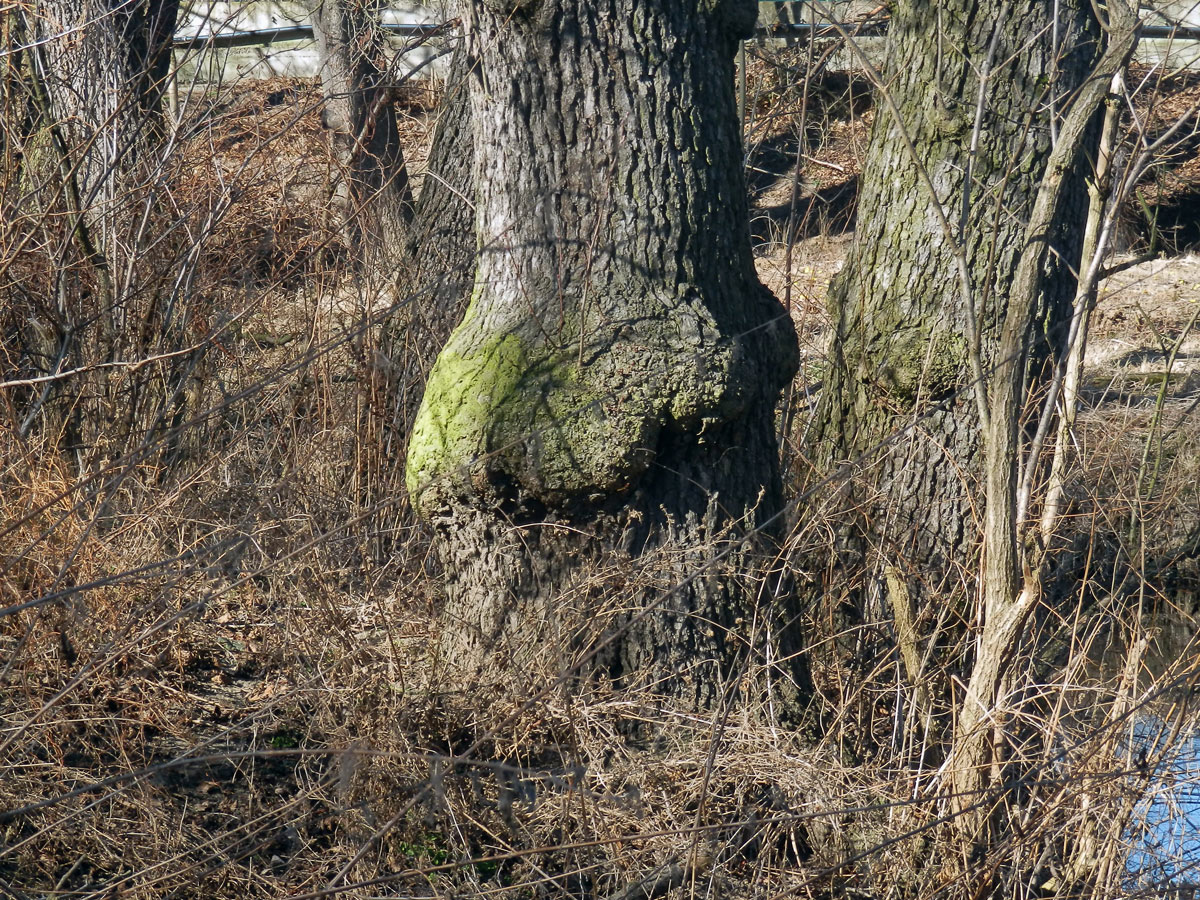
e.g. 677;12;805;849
171;17;1200;51
173;21;442;50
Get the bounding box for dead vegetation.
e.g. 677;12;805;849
2;25;1200;900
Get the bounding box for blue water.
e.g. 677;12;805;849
1126;722;1200;889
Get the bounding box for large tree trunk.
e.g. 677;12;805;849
809;0;1140;873
407;0;802;709
34;0;179;241
812;0;1098;624
24;0;180;462
313;0;413;270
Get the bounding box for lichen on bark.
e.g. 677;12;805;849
408;278;784;511
813;0;1097;580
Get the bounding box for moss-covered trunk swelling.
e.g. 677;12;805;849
407;0;800;708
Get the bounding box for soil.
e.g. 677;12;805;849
1091;255;1200;389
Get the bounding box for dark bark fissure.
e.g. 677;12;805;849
404;46;477;328
409;0;803;709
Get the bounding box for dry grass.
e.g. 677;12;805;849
3;30;1200;900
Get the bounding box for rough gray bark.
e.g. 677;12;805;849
312;0;413;269
407;0;802;708
34;0;179;234
813;0;1099;601
25;0;180;461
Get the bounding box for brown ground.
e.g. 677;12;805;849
4;52;1200;900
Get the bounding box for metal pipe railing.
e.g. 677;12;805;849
172;18;1200;52
172;21;442;50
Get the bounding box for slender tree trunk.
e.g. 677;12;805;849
958;5;1139;842
312;0;413;270
1;10;35;221
407;0;802;709
1;11;28;169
